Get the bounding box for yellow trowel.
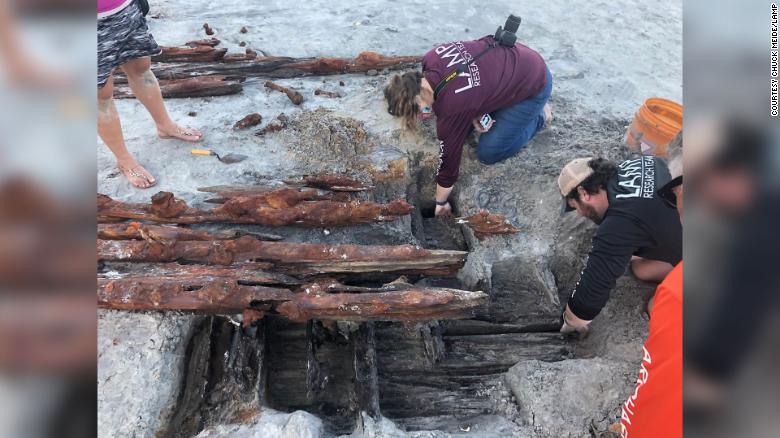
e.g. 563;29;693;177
191;149;248;164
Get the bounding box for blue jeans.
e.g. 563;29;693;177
476;68;553;164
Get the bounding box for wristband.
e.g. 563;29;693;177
435;199;449;206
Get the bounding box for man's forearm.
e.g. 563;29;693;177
435;184;453;204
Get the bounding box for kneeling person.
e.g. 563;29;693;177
384;33;552;217
558;156;682;335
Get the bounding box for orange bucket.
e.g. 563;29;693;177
625;98;683;157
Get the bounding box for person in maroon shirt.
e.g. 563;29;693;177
384;35;552;216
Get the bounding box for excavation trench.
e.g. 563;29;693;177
159;164;573;436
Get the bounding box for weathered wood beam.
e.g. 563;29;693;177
276;286;486;322
97;190;412;226
286;174;370;192
215;195;412;227
98;274;486;322
200;173;368;197
98;276;293;313
113;75;243;99
161;316;266;438
149;51;421;80
440;319;564;335
264;80;303;105
436;332;571;374
353;322;380;419
224;52;258;63
98;222;283;242
185;38;220;47
97;237;467;275
152;46;228;62
98;262;297;285
305;320;326;397
374;324;572;423
200;186;349;204
264;318;357;433
99;222;222;241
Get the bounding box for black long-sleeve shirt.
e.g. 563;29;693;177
568;156;683;320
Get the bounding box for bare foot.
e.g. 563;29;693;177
543;103;553;127
118;162;157;189
157;123;203;142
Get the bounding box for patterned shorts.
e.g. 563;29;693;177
97;1;161;88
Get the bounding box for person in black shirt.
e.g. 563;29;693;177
556;156;683;335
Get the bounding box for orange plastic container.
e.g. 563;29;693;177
625;98;683;157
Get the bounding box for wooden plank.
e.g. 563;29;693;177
114;75;243;99
97;222;283;242
277;287;487;322
97;237;467;276
149;51;421;81
97;276;293;313
353;322;380;419
152;46;228;62
97;190;413;227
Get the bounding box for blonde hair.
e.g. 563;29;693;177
384;71;423;130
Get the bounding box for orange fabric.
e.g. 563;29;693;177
620;262;682;438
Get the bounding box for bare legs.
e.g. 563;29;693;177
98;74;156;188
97;57;202;188
120;57;202;141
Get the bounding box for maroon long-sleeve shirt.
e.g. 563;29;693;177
422;36;547;187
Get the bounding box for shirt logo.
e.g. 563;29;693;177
436;139;445;176
620;346;653;437
434;42;482;94
615;156;656;199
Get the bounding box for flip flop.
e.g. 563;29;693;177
157;126;203;142
118;163;157;189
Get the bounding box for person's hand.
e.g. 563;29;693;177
560;305;591;339
435;202;452;217
471;117;495;133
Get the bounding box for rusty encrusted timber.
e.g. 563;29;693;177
457;210;520;240
284;174;370;192
152;46;228;62
113;75;243;99
264;80;303;105
98;276;293;313
199;173;368;196
97;274;486;322
99;262;294;283
97;236;467;275
184;38;220;47
233;113;262;130
199;185;350;204
277;284;487;322
98;222;226;241
96;190;412;226
149;51;421;80
98;222;283;242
